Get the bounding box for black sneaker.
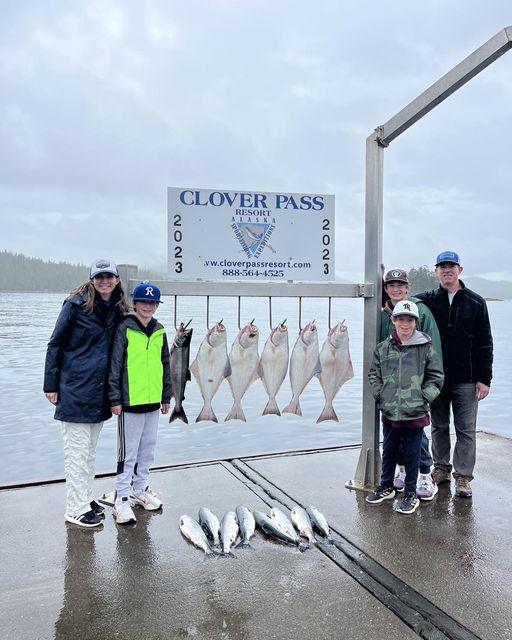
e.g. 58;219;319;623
90;500;106;519
65;510;103;528
395;492;420;514
365;487;396;504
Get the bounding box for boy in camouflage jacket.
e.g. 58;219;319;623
366;300;444;514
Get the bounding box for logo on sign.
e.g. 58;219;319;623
231;222;275;259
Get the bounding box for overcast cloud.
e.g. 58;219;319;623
1;0;511;281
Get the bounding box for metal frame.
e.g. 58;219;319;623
347;26;512;490
118;25;512;493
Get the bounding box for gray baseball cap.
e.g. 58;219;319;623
90;258;119;278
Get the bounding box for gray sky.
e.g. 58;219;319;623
1;1;511;281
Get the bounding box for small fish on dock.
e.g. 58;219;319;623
198;507;220;547
306;506;333;543
253;510;308;551
220;511;239;557
235;505;256;549
290;506;316;545
179;515;219;558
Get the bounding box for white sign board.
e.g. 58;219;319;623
167;187;335;281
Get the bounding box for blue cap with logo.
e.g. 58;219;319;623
132;282;163;303
435;251;460;266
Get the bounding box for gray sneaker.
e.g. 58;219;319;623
432;467;451;485
455;477;472;498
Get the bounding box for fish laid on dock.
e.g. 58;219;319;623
306;506;333;543
269;507;297;540
290;506;316;545
253;511;308;551
258;322;289;416
190;322;231;423
283;322;321;416
179;515;219;557
235;505;256;549
220;511;239;557
198;507;221;547
169;322;193;424
316;322;354;423
225;322;260;422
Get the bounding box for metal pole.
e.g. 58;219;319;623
348;25;512;491
346;131;384;490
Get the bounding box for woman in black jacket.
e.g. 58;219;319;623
44;258;128;527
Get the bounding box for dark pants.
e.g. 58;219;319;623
398;431;432;474
380;423;424;495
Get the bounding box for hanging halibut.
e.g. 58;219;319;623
258;322;289;416
190;322;231;423
282;322;321;416
225;322;260;422
316;322;354;423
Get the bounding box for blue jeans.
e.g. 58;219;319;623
380;423;424;495
398;431;432;474
430;383;478;480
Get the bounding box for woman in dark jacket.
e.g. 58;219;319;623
44;258;128;528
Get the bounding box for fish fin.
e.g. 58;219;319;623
234;541;254;549
196;405;218;422
186;369;191;381
312;358;322;376
225;404;246;422
223;360;232;378
257;361;264;378
203;550;221;560
189;361;199;380
170;406;189;424
282;399;302;416
262;399;281;416
316;405;339;423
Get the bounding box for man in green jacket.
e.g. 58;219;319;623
380;269;443;500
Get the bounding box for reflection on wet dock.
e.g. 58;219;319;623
1;432;510;640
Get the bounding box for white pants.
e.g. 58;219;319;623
116;410;159;498
62;421;103;518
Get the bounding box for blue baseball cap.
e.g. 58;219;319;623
435;251;460;266
132;282;163;303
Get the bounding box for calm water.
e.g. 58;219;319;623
0;292;509;484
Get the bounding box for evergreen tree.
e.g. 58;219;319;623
409;265;438;293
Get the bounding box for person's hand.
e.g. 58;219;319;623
475;382;490;401
111;405;122;415
45;392;58;405
161;403;170;415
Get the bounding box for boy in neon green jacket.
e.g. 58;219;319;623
109;283;171;525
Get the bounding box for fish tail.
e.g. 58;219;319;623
316;404;339;423
282;398;302;416
224;403;246;422
262;398;281;416
170;406;189;424
221;550;237;558
298;542;309;553
204;549;221;560
235;541;254;549
196;404;218;423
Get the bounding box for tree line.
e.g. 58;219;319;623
0;252;165;292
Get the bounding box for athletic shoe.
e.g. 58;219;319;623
395;492;420;514
90;500;106;519
65;510;103;528
455;477;472;498
114;497;137;525
131;486;163;511
431;467;451;485
393;465;406;492
416;474;439;501
365;487;395;504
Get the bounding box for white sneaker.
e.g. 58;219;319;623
131;486;163;511
114;496;137;524
416;473;439;501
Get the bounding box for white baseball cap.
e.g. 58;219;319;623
392;300;419;319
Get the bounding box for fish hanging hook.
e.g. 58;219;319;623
328;297;332;330
174;295;178;331
269;297;273;330
298;297;302;330
237;296;241;330
206;295;210;330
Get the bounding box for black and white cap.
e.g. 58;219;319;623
392;300;419;319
